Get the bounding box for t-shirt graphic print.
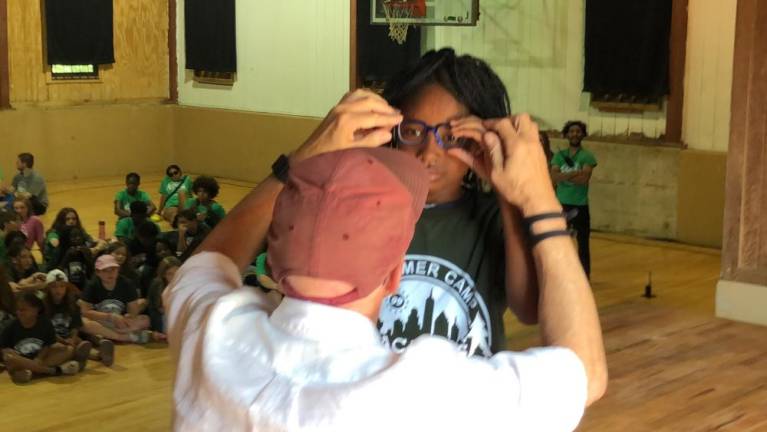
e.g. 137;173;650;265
378;254;493;357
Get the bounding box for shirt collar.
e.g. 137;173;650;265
270;297;383;349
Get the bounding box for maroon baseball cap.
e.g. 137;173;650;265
267;147;429;305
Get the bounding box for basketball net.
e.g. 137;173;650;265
383;1;416;45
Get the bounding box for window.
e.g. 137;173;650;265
193;70;235;86
50;64;99;81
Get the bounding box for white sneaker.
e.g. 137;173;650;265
59;360;79;375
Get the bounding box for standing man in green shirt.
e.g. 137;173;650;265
551;121;598;278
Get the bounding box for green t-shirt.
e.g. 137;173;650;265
115;189;151;214
551;147;598;206
159;176;192;208
377;190;507;358
184;199;226;228
115;218;158;240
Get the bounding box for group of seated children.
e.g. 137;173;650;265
0;164;224;384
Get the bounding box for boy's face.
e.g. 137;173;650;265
195;188;210;202
96;267;119;287
178;217;197;234
15;158;25;172
111;248;127;265
16;300;38;327
156;242;171;259
566;125;585;147
13;248;34;270
126;179;139;194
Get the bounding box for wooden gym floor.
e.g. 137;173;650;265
1;176;766;431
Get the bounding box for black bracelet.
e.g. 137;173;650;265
522;212;566;226
529;230;571;248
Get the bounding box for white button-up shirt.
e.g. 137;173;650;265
165;252;588;432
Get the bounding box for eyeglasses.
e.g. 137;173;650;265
396;119;474;151
168;170;180;176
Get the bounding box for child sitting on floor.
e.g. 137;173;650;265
1;291;90;384
114;172;156;220
146;256;179;340
184;176;226;228
79;255;153;348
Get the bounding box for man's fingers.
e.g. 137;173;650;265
344;112;403;134
483;117;518;141
513;113;540;141
451;127;485;144
338;93;399;115
355;128;394;148
446;148;477;171
450;116;485;129
481;131;505;172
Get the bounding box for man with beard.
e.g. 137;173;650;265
551;121;597;278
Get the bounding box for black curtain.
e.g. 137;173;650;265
45;0;114;65
357;0;421;85
584;0;672;100
185;0;237;73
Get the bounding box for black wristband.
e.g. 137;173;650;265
271;154;290;183
522;212;566;226
529;230;571;248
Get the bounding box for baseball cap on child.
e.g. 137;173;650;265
267;147;429;306
46;269;68;284
95;254;121;271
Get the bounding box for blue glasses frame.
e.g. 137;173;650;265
396;119;454;149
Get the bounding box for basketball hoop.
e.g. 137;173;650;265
383;0;426;45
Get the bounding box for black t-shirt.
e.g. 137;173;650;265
377;190;507;357
0;317;56;359
48;302;84;338
65;256;89;289
0;308;16;335
128;237;159;269
81;276;139;315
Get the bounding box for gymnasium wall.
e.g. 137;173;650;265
175;0;350;117
7;0;169;105
173;106;320;182
0;104;174;182
682;0;737;152
172;0;349;183
1;0;172;182
425;0;667;138
424;0;731;247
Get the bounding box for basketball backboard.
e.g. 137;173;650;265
370;0;479;26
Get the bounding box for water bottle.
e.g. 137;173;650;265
98;221;106;240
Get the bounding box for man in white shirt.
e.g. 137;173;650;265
165;90;607;432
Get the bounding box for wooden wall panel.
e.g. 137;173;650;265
721;0;767;285
8;0;169;105
0;0;9;109
682;0;737;151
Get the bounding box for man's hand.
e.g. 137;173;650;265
291;89;402;164
447;115;492;181
477;115;560;216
